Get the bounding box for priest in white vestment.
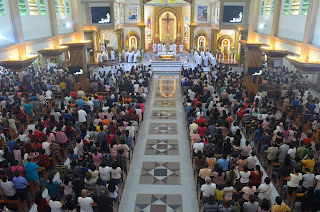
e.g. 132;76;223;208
102;51;109;61
169;43;173;52
128;51;134;63
200;51;205;58
162;43;166;52
110;49;115;61
194;51;198;60
211;55;217;67
97;52;103;63
203;55;209;67
133;52;138;63
196;54;202;66
136;49;141;57
153;43;157;53
158;43;162;52
179;44;183;53
124;50;129;62
173;43;177;53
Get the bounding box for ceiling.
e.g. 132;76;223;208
144;0;191;4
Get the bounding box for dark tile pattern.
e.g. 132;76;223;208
135;194;183;212
145;139;179;155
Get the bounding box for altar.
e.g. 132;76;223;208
158;52;176;61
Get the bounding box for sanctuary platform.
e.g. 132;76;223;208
148;52;190;68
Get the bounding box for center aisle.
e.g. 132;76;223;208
119;75;198;212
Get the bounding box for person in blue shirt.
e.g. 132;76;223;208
13;170;28;203
6;135;16;153
292;97;300;108
216;153;230;172
309;102;316;113
68;149;78;161
25;158;40;183
77;98;84;108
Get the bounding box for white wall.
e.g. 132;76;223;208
26;40;55;54
308;49;320;62
277;0;307;41
60;34;76;44
0;48;20;61
21;0;52;41
255;35;270;45
57;0;74;34
0;0;15;46
274;40;301;55
312;1;320;46
82;3;86;25
114;3;120;26
256;0;273;35
100;30;118;50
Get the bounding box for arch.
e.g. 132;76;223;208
217;35;234;49
155;7;181;42
125;30;140;51
194;31;209;51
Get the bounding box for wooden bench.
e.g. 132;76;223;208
0;199;18;209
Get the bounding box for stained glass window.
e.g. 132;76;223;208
19;0;27;16
290;0;300;15
59;0;65;15
301;0;309;15
66;1;70;15
0;0;4;16
260;0;264;15
283;0;290;15
39;0;46;15
271;0;275;15
265;0;271;15
28;0;39;15
54;0;58;15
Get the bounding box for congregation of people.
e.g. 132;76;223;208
0;63;152;212
181;64;320;212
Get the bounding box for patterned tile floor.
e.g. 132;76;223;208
135;194;183;212
139;162;181;185
119;75;198;212
145;139;179;155
151;110;177;119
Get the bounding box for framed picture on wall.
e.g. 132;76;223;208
128;6;138;21
197;6;208;21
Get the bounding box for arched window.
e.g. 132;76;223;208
283;0;290;15
19;0;27;16
39;0;46;15
260;0;264;15
302;0;309;15
28;0;39;16
291;0;300;15
66;1;70;15
0;0;4;16
59;0;65;15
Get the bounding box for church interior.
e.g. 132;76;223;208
0;0;319;211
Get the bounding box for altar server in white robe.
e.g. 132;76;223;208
128;51;134;63
162;43;166;52
133;52;138;63
153;43;158;53
97;52;103;63
203;55;209;67
196;54;202;66
110;49;115;61
194;51;198;60
102;51;109;61
136;49;141;57
179;44;183;53
200;51;205;58
158;43;162;52
124;50;129;62
169;43;174;52
211;55;217;67
173;43;177;53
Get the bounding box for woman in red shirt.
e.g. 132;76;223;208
198;122;207;137
250;165;264;187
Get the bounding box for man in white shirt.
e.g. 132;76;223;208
110;49;115;61
179;44;183;53
0;175;16;198
78;189;94;212
77;88;86;99
193;141;204;153
153;43;157;53
173;43;177;52
78;108;87;124
97;52;103;63
162;43;166;52
46;89;53;109
158;43;162;52
189;120;198;136
49;195;62;212
42;140;51;155
258;177;273;202
200;177;216;202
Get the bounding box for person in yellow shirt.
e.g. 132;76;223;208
301;154;315;173
96;122;106;132
60;81;67;96
271;196;291;212
214;184;225;203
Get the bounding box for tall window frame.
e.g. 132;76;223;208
0;0;4;16
28;0;39;16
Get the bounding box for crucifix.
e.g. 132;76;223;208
162;13;174;34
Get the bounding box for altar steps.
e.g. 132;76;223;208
149;61;190;68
